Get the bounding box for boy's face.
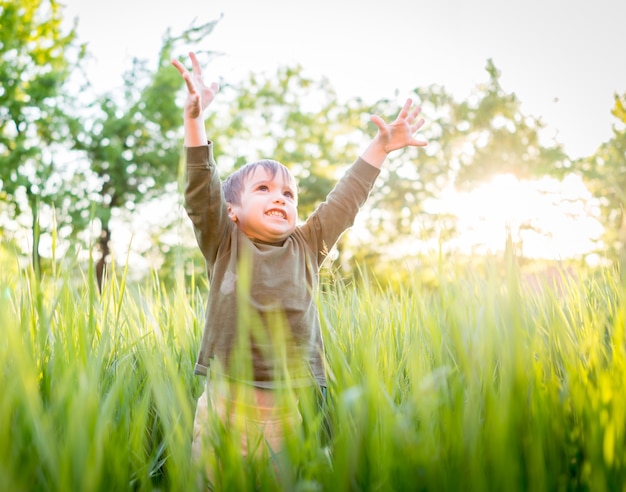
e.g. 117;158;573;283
227;167;298;243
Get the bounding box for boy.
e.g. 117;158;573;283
172;51;427;479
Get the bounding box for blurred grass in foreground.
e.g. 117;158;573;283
0;245;625;491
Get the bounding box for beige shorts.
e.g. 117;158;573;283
191;381;302;466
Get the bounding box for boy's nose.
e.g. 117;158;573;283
272;194;285;204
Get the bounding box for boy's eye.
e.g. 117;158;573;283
258;185;269;192
284;191;294;199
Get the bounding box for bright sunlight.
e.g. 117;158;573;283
440;174;604;259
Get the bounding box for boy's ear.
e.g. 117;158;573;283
227;203;238;223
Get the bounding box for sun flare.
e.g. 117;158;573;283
444;174;604;259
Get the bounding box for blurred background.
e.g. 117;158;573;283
2;0;625;287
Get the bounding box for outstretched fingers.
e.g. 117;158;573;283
171;58;192;90
396;98;413;121
189;51;202;76
409;135;428;147
171;58;185;76
171;53;205;96
409;122;428;147
401;100;423;124
410;116;425;134
401;100;427;146
408;105;422;123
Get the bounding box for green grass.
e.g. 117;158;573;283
1;246;625;491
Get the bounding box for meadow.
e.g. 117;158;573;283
1;246;625;491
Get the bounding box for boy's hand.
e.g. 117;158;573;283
360;98;427;168
172;52;220;120
370;98;427;154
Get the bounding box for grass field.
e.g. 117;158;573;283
1;247;625;491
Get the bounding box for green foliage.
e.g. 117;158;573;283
2;1;616;276
0;0;84;271
72;21;220;216
354;59;571;255
0;248;203;491
107;21;220;197
453;60;570;186
2;245;626;490
67;20;220;287
575;92;626;260
361;88;455;242
612;93;626;124
320;257;626;491
1;1;621;284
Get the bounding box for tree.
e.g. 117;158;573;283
361;86;460;244
163;59;575;284
0;0;84;275
448;60;571;255
70;20;220;290
576;92;626;262
453;60;569;186
345;60;573;274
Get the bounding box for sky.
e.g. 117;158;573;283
57;0;625;265
61;0;625;160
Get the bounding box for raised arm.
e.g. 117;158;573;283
360;98;427;168
171;52;220;147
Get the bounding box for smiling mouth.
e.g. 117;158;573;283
265;209;287;220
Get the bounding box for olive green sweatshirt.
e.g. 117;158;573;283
185;143;380;388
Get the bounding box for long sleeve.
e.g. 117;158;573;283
299;157;380;266
184;143;232;268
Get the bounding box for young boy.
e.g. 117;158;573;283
172;52;427;479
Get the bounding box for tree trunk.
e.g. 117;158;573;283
96;225;111;292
